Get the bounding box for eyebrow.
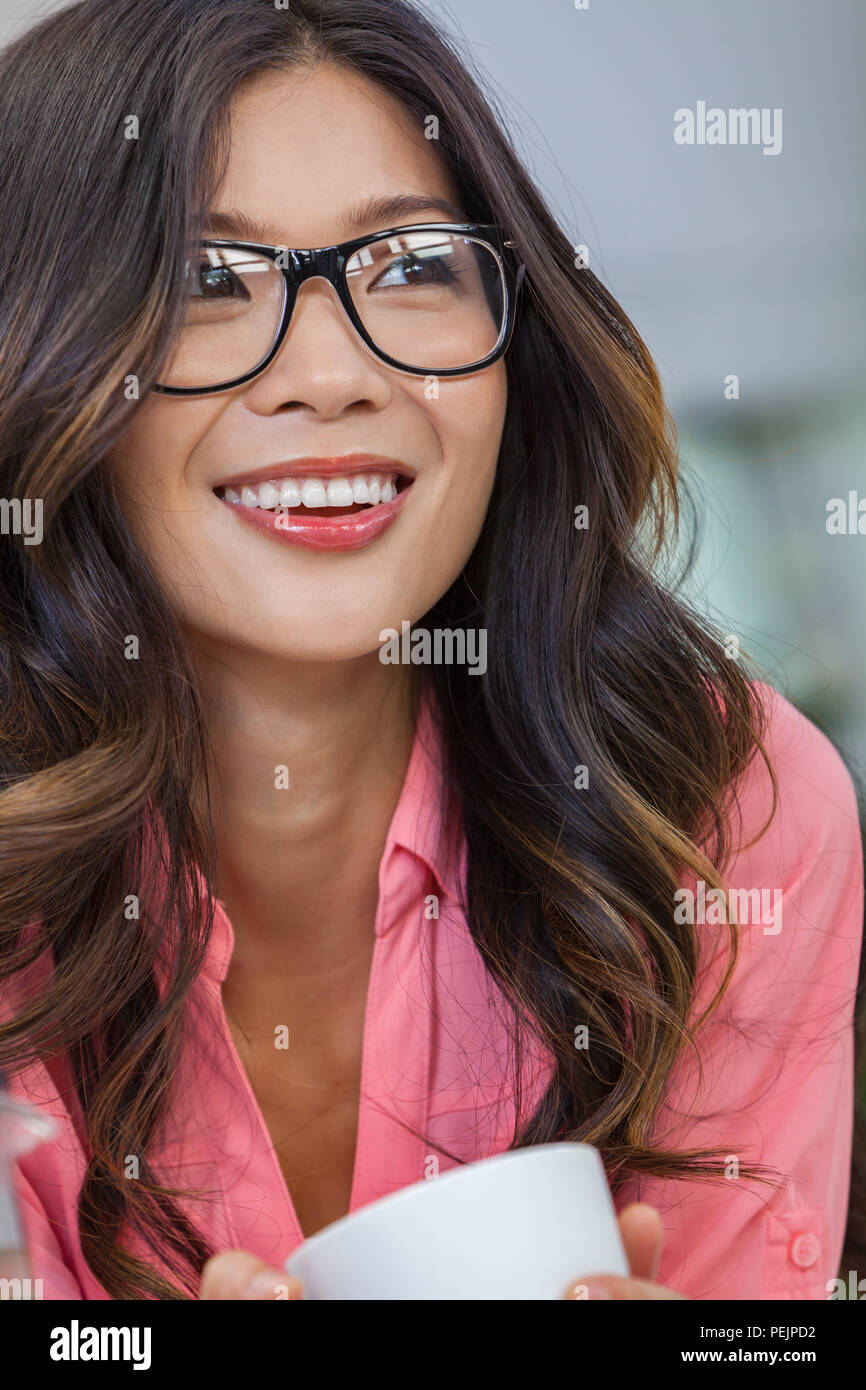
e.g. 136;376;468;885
204;193;469;244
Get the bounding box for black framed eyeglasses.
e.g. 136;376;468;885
152;222;526;395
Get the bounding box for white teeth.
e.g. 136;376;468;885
220;471;406;510
257;481;281;509
300;478;328;508
326;477;355;507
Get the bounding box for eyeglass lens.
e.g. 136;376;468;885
157;230;507;389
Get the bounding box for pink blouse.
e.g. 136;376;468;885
4;680;863;1299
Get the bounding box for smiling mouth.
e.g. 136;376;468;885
214;469;413;517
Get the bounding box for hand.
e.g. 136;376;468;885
199;1249;304;1300
564;1201;685;1299
199;1200;684;1300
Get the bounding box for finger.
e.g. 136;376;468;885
565;1273;684;1300
199;1250;303;1300
617;1201;664;1282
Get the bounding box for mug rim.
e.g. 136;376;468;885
286;1140;601;1266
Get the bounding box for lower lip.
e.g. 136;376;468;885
217;484;413;552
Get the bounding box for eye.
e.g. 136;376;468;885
187;257;252;303
373;252;461;290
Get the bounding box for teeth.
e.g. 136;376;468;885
326;477;355;507
257;481;281;509
219;472;405;510
300;478;328;508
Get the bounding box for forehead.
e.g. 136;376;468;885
211;62;465;247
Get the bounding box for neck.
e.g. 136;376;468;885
187;639;419;974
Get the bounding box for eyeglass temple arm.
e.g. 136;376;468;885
502;240;526;294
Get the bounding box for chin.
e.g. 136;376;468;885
220;622;395;666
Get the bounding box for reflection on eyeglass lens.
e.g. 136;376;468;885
161;229;506;385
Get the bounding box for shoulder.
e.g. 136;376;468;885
630;682;864;1298
688;679;863;1024
727;679;862;880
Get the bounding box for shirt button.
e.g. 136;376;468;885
789;1232;820;1268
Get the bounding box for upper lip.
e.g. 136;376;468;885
213;454;415;490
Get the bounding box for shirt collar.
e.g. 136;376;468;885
191;679;464;984
385;677;466;914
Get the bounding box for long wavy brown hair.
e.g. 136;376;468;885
0;0;862;1299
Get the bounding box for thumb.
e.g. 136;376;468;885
199;1249;303;1300
618;1201;665;1281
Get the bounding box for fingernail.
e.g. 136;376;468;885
242;1268;291;1299
570;1280;612;1300
587;1282;612;1300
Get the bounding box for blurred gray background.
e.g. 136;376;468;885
2;0;864;772
417;0;866;774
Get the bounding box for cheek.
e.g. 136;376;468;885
110;396;213;489
107;398;219;545
397;367;506;616
428;365;507;522
440;363;507;459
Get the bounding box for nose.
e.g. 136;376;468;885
241;273;393;417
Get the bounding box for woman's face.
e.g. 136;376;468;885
107;63;508;664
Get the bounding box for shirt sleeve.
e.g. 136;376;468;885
614;682;864;1299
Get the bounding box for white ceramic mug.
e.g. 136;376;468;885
285;1142;628;1299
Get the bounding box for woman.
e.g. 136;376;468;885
0;0;862;1302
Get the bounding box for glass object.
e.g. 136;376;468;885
153;223;525;394
0;1073;55;1288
